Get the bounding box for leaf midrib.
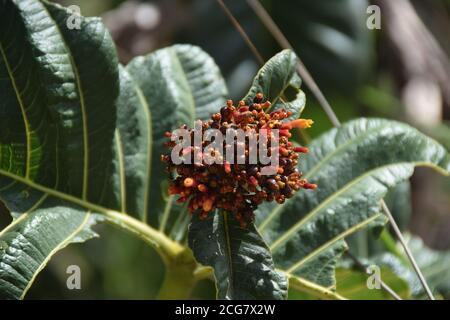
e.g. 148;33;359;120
132;82;153;222
285;272;347;300
114;130;126;213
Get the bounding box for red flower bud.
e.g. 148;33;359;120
224;161;231;173
293;147;309;153
248;176;258;186
303;183;318;190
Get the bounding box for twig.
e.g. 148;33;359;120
380;201;434;299
346;251;402;300
216;0;265;65
215;0;435;300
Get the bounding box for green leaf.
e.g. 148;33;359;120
44;1;120;205
408;237;450;298
0;0;120;299
126;44;228;229
256;118;450;294
188;211;288;300
244;49;306;120
0;0;230;299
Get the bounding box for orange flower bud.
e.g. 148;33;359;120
184;177;195;187
203;198;214;212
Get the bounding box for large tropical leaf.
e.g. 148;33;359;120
346;181;412;259
0;0;228;299
0;0;119;299
256;118;450;296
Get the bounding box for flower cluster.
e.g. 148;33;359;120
161;93;316;227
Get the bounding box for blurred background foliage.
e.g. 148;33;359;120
1;0;448;299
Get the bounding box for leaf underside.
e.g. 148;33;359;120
256;118;450;292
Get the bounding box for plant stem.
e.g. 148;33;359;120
107;211;202;299
157;262;198;299
193;266;214;281
104;210;185;265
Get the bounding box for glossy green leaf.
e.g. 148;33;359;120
0;0;232;299
0;200;101;299
244;50;306;120
189;211;288;300
0;0;120;299
408;237;450;298
256;118;450;294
